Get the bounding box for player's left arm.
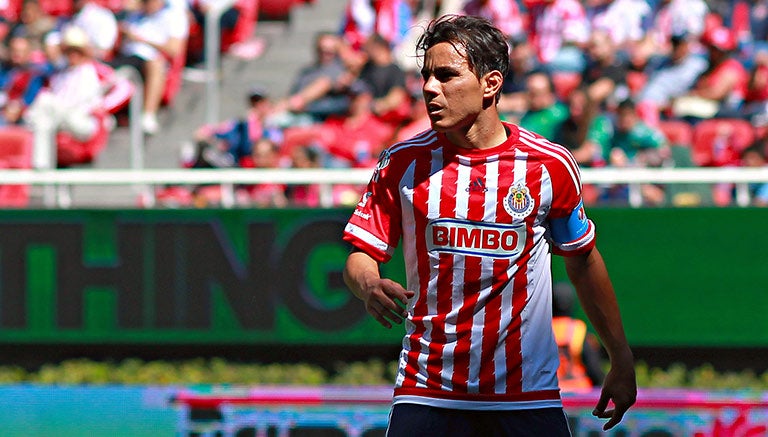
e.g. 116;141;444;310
564;249;637;431
545;146;636;430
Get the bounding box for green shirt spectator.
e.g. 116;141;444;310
519;101;569;139
607;99;669;168
608;121;667;162
517;71;569;139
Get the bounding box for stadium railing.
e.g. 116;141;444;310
1;167;768;208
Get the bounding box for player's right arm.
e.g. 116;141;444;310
344;248;414;329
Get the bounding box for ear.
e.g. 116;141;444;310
482;70;504;100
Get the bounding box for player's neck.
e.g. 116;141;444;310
446;117;508;150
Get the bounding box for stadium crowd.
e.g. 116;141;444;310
0;0;766;208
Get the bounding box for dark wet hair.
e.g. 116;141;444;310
416;14;509;101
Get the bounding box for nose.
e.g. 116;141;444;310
422;75;439;97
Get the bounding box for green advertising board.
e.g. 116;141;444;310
0;207;765;348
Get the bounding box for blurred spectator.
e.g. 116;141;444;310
0;35;48;125
605;98;669;205
743;48;768;126
635;31;708;126
237;137;288;207
499;33;541;122
60;0;118;61
519;70;569;139
187;137;288;208
745;0;768;43
552;282;605;391
645;0;709;57
461;0;524;38
556;87;612;168
394;86;429;142
285;144;322;207
741;141;768;206
356;32;409;126
188;85;279;168
314;79;394;168
281;79;394;173
609;99;669;166
109;0;188;134
339;0;413;51
274;31;354;125
23;26;103;169
672;26;747;120
186;0;240;67
582;29;631;108
6;0;57;53
526;0;590;73
585;0;653;51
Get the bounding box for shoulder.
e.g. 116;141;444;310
366;129;437;185
517;126;582;185
518;126;577;161
387;128;439;157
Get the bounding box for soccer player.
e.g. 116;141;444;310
342;14;636;436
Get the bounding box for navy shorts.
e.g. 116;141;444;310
386;403;572;437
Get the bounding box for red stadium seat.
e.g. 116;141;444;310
626;71;647;97
1;0;21;21
162;38;188;107
691;118;755;167
0;126;33;207
259;0;296;20
37;0;73;16
657;120;694;147
89;0;122;12
221;0;260;52
56;110;111;167
551;72;582;101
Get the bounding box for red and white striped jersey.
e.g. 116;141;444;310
343;122;596;410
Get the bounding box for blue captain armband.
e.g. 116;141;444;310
550;200;591;244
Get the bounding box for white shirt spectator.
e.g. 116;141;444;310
73;2;118;54
589;0;653;47
651;0;709;49
48;61;103;113
121;4;188;61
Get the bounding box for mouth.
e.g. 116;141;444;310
426;103;443;116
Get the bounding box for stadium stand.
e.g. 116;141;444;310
0;0;767;208
0;125;32;207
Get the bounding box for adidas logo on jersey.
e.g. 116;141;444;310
466;177;488;192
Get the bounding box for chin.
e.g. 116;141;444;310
429;118;452;132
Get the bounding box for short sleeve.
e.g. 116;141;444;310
343;149;402;263
546;147;596;256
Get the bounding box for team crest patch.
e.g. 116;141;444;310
371;149;391;183
503;183;535;219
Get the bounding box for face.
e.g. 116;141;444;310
526;73;554;112
421;42;486;133
316;35;339;64
142;0;165;14
567;89;587;119
8;38;30;65
742;150;765;167
64;47;88;65
588;31;613;61
252;140;278;168
616;107;636;132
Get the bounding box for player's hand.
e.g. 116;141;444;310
592;351;637;430
361;278;414;329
